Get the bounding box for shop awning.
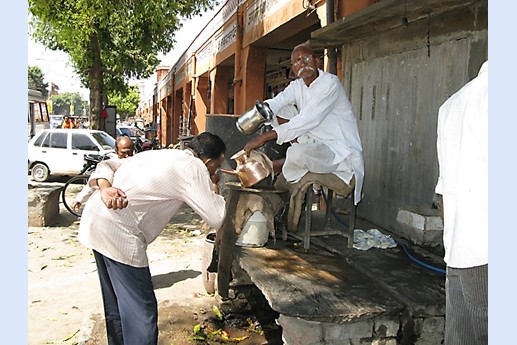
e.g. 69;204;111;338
308;0;486;48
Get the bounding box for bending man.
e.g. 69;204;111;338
78;132;227;345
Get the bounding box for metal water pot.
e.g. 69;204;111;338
219;150;273;187
236;100;274;135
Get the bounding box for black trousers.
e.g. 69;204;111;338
445;264;488;345
93;250;158;345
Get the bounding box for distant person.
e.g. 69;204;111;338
61;115;75;129
77;118;87;129
78;132;227;345
70;136;134;212
435;60;488;345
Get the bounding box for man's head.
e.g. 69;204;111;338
187;132;226;175
290;44;319;85
64;116;70;121
116;136;135;158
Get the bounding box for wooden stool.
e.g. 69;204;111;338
283;173;356;251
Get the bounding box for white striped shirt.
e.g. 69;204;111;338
78;149;226;267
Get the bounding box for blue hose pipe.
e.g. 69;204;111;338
320;188;446;275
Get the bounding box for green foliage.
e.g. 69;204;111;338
28;65;48;98
51;92;87;116
108;86;141;120
28;0;218;128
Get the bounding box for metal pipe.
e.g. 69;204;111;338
326;0;337;75
233;9;243;114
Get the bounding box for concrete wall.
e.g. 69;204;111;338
343;4;487;233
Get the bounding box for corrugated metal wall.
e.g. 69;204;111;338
343;6;487;233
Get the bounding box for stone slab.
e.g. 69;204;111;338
235;241;404;324
28;185;63;227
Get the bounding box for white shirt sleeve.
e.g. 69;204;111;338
182;161;226;230
74;184;96;204
87;158;124;187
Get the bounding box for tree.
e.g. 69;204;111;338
51;92;87;116
108;86;141;121
28;0;216;130
28;65;48;98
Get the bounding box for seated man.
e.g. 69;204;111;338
243;43;365;206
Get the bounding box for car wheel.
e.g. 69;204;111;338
32;163;49;182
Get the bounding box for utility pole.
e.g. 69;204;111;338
36;58;64;114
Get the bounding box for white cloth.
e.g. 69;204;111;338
266;70;365;204
353;229;397;251
435;61;488;268
78;149;226;267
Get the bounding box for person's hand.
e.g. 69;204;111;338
71;201;81;211
243;136;265;157
210;173;220;185
210;173;221;194
100;187;128;210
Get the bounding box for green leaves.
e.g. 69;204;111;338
28;66;48;98
212;305;223;320
108;86;141;120
29;0;219;128
51;92;87;116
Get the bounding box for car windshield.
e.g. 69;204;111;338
92;131;116;150
118;126;144;138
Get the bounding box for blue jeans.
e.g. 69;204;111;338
445;264;488;345
93;250;158;345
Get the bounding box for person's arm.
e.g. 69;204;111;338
242;130;278;157
75;184;95;204
183;163;226;230
71;184;95;210
88;159;128;210
92;178;128;210
87;159;124;188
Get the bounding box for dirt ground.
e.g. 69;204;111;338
28;189;282;345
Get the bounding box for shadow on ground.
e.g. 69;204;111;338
152;270;201;289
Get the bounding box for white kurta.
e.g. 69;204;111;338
435;61;488;268
78;149;226;267
266;70;365;204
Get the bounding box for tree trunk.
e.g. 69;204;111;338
88;32;103;130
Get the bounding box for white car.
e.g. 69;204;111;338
49;115;64;128
28;128;116;182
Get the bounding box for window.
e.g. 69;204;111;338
42;132;67;149
33;131;48;147
92;132;116;150
72;133;98;151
